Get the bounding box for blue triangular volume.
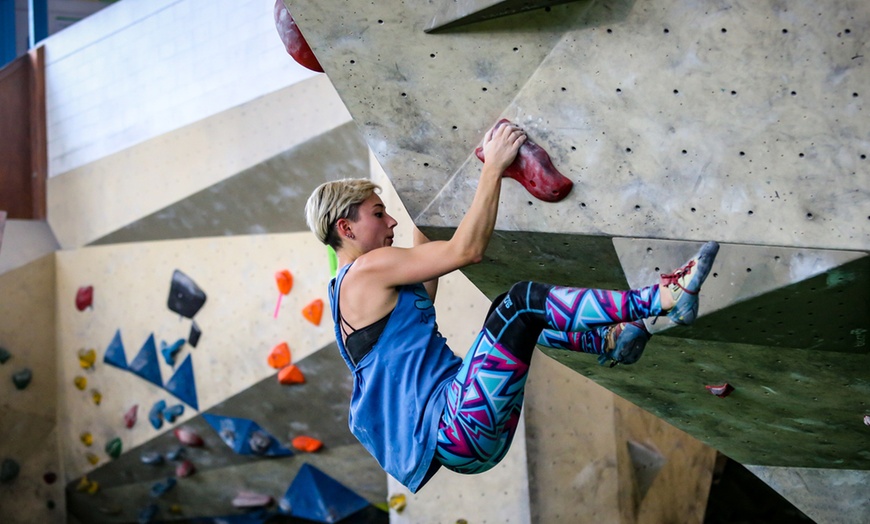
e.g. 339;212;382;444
202;414;292;457
103;329;128;370
281;463;370;523
129;334;163;387
164;354;198;410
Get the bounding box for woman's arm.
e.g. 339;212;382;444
355;123;526;287
413;226;439;301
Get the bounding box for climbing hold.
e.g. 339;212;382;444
280;463;370;521
150;477;177;498
12;368;32;390
105;437;122;459
85;453;100;465
267;342;292;369
166;447;185;461
163;404;185;424
164;354;199;410
76;476;100;494
291;435;323;453
43;471;57;484
388;493;406;513
78;348;96;369
864;414;870;426
140;452;164;466
175;459;195;478
91;389;102;406
328;246;338;277
167;269;207;319
74;376;87;390
129;334;163;387
273;0;324;72
705;383;735;398
103;329;128;370
232;491;274;508
160;338;185;366
76;286;94;311
124;405;138;429
302;299;323;326
274;270;294;318
278;364;306;385
0;346;10;364
174;427;204;447
138;504;158;524
149;400;167;430
249;430;272;455
169;504;183;515
47;500;55;510
188;321;202;348
1;459;20;483
475;119;574;202
80;432;93;447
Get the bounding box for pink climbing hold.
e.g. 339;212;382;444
273;0;323;73
232;491;274;509
175;460;196;478
475;119;573;203
864;414;870;427
705;383;735;398
76;286;94;311
173;427;204;447
124;405;138;429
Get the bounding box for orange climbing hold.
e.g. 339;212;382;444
302;299;323;326
278;364;305;385
268;342;292;369
291;435;323;452
275;270;293;295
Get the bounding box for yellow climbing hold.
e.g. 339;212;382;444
76;476;100;494
91;389;102;406
85;452;100;465
74;376;87;390
388;493;407;513
80;432;93;446
169;504;183;515
78;348;96;369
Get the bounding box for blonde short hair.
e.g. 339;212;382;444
305;178;380;249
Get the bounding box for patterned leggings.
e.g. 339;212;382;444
434;281;661;474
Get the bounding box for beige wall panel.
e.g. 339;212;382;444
373;154;532;522
55;232;335;480
0;255;62;523
47;75;352;249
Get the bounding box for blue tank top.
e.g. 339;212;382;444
328;263;461;492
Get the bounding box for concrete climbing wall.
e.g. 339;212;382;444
284;0;869;520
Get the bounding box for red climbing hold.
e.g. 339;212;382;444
705;383;735;398
174;427;204;447
302;299;323;326
292;435;323;452
124;405;138;429
268;342;292;369
273;0;323;73
475;119;573;202
232;491;274;509
76;286;94;311
278;364;306;385
175;460;196;478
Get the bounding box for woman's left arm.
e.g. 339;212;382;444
413;226;439;301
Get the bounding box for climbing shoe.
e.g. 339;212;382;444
661;241;719;325
598;321;651;367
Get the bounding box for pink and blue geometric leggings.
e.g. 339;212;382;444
434;281;661;474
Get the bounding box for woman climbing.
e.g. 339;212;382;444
304;122;719;492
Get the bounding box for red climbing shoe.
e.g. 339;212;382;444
475;119;573;202
661;241;720;325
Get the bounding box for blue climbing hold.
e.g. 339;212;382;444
129;334;163;387
0;346;10;364
137;504;158;524
160;338;185;366
166;447;185;461
163;404;185;424
12;368;32;390
188;321;202;348
203;414;292;457
149;400;167;430
150;477;176;498
280;463;370;522
103;330;128;370
140;452;164;466
164;354;198;410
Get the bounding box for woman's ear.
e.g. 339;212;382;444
336;218;354;239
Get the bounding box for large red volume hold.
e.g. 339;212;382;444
273;0;324;73
475;119;573;203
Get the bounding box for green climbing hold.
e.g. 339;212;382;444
1;459;20;483
328;246;338;277
12;368;32;390
105;437;122;459
0;346;10;364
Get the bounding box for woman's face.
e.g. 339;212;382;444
348;193;397;252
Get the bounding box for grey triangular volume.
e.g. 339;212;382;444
425;0;581;33
627;440;666;504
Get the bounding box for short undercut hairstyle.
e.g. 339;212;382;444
305;178;380;250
